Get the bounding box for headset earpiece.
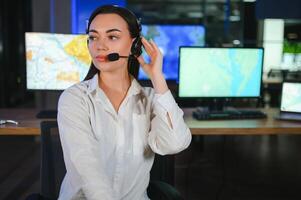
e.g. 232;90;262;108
130;18;142;57
131;36;142;57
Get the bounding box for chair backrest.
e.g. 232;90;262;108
148;154;184;200
40;121;66;200
150;154;174;184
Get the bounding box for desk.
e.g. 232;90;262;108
184;108;301;135
1;108;301;136
0;109;43;135
1;108;301;187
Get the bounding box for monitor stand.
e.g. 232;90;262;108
36;110;58;119
207;99;226;112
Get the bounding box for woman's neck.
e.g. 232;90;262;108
98;70;131;93
98;70;132;113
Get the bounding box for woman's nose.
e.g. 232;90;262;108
96;38;109;51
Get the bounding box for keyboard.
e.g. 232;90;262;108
193;109;267;120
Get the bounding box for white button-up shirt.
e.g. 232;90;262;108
57;74;192;200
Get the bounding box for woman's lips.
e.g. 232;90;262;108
95;55;107;62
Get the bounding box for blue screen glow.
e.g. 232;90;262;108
139;25;205;80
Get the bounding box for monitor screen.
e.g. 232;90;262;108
280;82;301;113
179;47;264;98
25;32;91;90
139;24;205;80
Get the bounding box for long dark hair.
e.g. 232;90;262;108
84;5;141;81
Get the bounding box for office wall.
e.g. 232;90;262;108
0;0;32;108
256;0;301;19
32;0;71;33
263;19;285;73
31;0;71;109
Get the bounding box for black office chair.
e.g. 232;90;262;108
26;121;183;200
40;121;65;199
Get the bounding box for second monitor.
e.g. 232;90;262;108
178;47;265;119
179;47;264;98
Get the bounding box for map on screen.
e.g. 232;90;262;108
179;47;264;97
139;25;205;80
25;32;91;90
281;83;301;112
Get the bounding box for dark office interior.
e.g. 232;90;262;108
0;0;301;199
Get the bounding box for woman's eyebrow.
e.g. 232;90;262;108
88;28;121;34
88;29;98;34
106;28;121;33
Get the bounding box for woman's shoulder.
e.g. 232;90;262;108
58;80;91;106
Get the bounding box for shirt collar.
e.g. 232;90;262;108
87;73;143;97
127;75;143;97
87;74;99;93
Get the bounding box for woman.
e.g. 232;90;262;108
58;5;191;200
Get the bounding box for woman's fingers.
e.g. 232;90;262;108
137;55;151;75
136;37;163;77
138;37;162;67
141;37;155;56
149;39;161;56
137;55;147;67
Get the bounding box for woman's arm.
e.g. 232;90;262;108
58;87;115;200
147;90;192;155
137;38;192;155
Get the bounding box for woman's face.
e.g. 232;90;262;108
87;13;133;73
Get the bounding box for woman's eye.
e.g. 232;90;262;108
109;35;118;40
88;35;97;41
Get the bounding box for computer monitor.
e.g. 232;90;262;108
280;82;301;113
139;24;205;80
178;47;264;110
25;32;91;90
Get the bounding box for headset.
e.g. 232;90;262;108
130;18;142;57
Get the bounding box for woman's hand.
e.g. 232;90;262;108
137;37;163;79
137;37;168;94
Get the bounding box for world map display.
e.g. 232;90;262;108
26;32;91;90
179;48;264;97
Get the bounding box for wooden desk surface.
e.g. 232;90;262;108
184;108;301;135
1;108;301;136
0;109;44;135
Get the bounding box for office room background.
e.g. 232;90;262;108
0;0;301;199
0;0;301;109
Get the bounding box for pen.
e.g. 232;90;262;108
0;120;19;125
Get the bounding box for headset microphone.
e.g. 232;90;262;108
107;53;128;61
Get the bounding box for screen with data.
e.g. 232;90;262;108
179;47;264;98
281;82;301;112
139;24;205;80
25;32;91;90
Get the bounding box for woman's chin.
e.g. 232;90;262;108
96;65;123;74
95;61;127;73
